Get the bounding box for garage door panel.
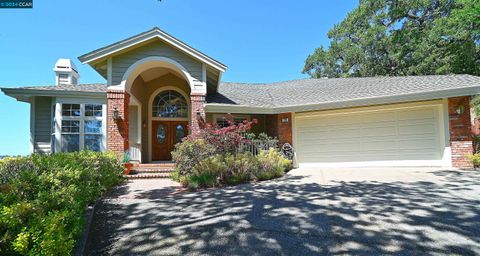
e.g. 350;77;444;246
298;122;397;132
398;124;436;135
297;115;395;129
295;103;444;166
397;108;435;120
299;127;396;141
301;149;440;163
300;139;439;152
300;140;398;153
302;151;403;162
298;135;398;145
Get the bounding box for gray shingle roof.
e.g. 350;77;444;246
3;75;480;113
16;83;107;92
207;75;480;109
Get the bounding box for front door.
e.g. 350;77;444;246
152;121;188;161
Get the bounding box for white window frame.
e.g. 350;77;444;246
83;104;104;151
213;114;251;127
54;98;107;153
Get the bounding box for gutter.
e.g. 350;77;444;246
205;85;480;114
1;88;106;102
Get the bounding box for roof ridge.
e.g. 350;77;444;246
221;78;311;86
220;74;477;86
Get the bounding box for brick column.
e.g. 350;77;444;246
107;90;130;157
190;93;205;137
266;113;293;145
448;96;473;168
277;113;293;145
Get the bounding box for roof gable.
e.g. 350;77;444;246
78;27;227;72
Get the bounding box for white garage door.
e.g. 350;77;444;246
295;101;447;167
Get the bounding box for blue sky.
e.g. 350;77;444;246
0;0;357;155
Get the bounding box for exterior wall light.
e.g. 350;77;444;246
281;117;289;123
455;105;465;115
113;107;120;120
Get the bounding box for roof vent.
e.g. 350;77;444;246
53;58;80;85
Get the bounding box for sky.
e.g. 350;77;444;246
0;0;357;155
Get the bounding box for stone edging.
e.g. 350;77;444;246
73;200;98;256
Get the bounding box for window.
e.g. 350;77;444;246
59;103;104;152
156;125;166;144
216;115;250;128
61;120;80;152
85;104;102;117
84;120;102;151
152;90;188;118
62;104;80;116
175;124;185;143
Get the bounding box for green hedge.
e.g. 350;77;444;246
0;151;124;255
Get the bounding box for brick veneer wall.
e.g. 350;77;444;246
265;113;293;146
448;96;473;168
265;114;279;139
190;93;205;136
107;90;130;157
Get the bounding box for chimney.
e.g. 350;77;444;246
53;58;80;85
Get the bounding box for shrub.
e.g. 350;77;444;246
197;114;258;154
173;115;291;189
256;149;292;180
171;138;216;176
469;153;480;167
191;152;259;186
175;150;291;189
0;151;123;256
242;133;279;153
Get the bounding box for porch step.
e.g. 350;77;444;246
133;162;175;168
125;162;176;179
124;172;172;179
131;168;174;174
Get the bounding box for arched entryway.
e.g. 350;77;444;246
148;87;190;161
122;57;196;163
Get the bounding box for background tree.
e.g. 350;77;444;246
303;0;480;78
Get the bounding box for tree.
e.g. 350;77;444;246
196;114;258;154
303;0;480;78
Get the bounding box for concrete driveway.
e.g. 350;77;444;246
85;167;480;255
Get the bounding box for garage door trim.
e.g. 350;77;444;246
293;100;450;168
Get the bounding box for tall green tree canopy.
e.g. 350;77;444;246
303;0;480;78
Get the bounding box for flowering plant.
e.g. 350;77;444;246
196;114;258;154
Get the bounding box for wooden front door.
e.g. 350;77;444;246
152;121;188;161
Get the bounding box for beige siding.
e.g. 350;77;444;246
33;97;52;153
111;41;202;85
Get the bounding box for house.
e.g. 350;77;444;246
2;27;480;168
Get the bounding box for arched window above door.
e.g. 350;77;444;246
152;90;188;118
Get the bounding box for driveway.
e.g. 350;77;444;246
85;168;480;255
